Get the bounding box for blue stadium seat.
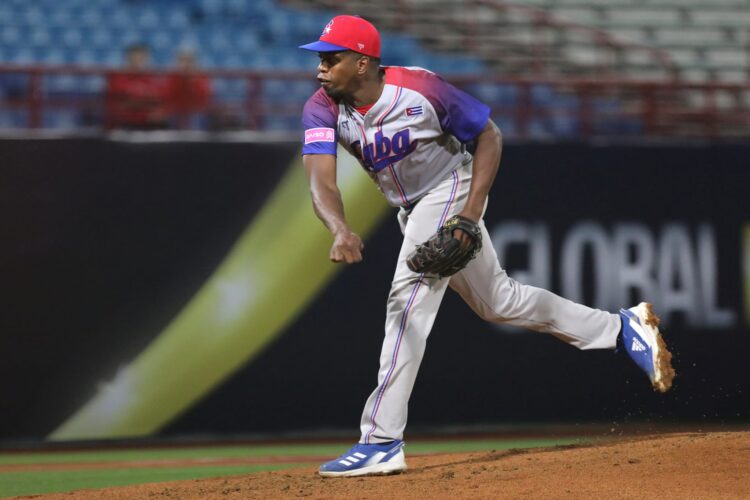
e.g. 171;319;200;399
0;110;29;129
235;32;260;54
0;0;519;133
46;75;103;95
135;9;161;30
404;53;434;71
109;9;135;28
0;74;30;99
37;48;66;65
80;7;106;27
150;49;172;67
263;115;300;131
207;31;233;52
0;6;12;24
466;83;519;106
73;48;97;66
61;28;85;48
553;94;580;110
266;9;297;43
86;28;111;48
164;9;190;29
212;77;247;101
392;35;421;51
531;84;556;107
45;74;76;94
208;51;243;68
295;14;323;38
28;28;52;48
1;26;23;47
43;109;81;129
61;47;81;65
528;117;555;138
223;0;250;17
97;49;121;67
147;31;175;52
116;28;143;47
198;0;223;18
46;8;74;27
246;51;275;70
262;79;289;103
9;48;35;65
83;75;105;93
22;6;45;25
494;116;517;137
551;114;580;137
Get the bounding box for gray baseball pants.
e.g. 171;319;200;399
359;161;621;444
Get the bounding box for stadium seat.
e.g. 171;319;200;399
38;48;66;65
43;109;81;128
212;78;247;101
89;28;116;48
164;9;190;29
61;28;84;48
0;0;473;134
8;48;35;65
263;115;300;131
1;26;23;47
0;109;29;128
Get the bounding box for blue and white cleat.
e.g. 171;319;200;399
319;440;407;477
619;302;675;393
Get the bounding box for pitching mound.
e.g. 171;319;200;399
21;432;750;499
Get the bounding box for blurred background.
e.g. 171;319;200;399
1;0;749;445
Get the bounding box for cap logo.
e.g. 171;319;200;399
301;15;380;58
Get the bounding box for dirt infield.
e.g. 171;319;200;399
16;431;750;499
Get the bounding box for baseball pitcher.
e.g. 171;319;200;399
299;15;675;477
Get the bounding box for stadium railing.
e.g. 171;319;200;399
0;64;748;139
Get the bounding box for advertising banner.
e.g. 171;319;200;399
1;139;748;441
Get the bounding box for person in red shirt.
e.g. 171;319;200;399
105;44;168;130
165;50;211;129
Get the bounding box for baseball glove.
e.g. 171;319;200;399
406;215;482;277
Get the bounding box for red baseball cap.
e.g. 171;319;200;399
299;15;380;58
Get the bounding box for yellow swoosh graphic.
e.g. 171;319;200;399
50;147;389;440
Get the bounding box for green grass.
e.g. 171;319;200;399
0;437;586;498
0;463;308;498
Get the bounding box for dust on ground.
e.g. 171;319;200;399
13;431;750;499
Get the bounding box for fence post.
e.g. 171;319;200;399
579;83;593;137
517;82;531;138
247;73;262;130
29;69;42;128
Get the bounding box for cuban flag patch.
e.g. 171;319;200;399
405;106;423;116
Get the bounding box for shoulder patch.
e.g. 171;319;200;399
305;127;336;144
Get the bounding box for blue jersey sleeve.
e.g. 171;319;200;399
424;74;490;143
301;89;339;155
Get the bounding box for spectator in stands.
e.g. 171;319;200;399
105;44;168;130
165;49;211;129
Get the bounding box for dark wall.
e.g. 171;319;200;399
1;139;748;441
0;139;295;440
167;141;750;437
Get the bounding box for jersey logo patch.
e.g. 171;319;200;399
406;106;423;116
305;127;335;144
359;129;417;172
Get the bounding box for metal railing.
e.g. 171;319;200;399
1;64;749;139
